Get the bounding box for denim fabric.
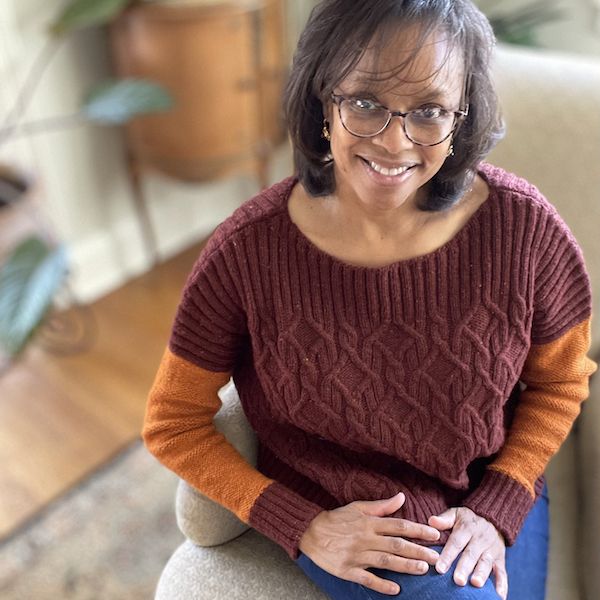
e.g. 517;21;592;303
296;485;549;600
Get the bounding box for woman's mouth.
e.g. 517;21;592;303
359;157;417;182
368;161;412;176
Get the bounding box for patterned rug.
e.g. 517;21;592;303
0;440;183;599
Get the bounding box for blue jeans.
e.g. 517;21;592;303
296;486;549;600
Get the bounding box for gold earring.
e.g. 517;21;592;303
322;119;331;142
447;144;454;157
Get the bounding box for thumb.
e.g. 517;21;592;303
428;508;458;531
357;492;406;517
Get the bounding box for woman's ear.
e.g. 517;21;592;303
322;98;334;125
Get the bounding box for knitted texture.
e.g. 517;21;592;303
474;318;595;496
143;350;274;521
158;163;595;558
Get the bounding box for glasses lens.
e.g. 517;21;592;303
339;98;389;137
339;97;458;145
405;111;456;145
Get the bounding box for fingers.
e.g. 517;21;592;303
428;508;457;531
469;551;494;588
356;492;406;517
372;535;440;565
362;550;431;575
433;507;507;596
377;516;441;543
453;539;489;586
447;542;507;599
347;568;401;596
493;562;509;600
435;520;471;575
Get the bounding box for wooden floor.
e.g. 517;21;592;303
0;241;205;540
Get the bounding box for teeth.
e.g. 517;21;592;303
368;161;412;176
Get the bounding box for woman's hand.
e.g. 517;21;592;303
428;506;508;600
298;492;442;596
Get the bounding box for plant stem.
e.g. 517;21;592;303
0;35;64;146
0;113;86;142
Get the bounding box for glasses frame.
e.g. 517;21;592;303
330;92;470;147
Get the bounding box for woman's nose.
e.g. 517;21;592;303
372;116;414;154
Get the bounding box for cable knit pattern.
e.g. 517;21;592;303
163;163;595;558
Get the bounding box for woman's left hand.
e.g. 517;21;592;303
428;506;508;600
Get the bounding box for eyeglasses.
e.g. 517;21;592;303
330;93;469;146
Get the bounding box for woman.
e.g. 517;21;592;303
143;1;597;599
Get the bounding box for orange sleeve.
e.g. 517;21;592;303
142;347;274;523
489;316;597;496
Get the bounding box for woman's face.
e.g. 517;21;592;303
326;28;465;213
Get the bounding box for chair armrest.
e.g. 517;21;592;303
578;372;600;600
175;380;258;547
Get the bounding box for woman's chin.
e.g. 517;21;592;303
351;161;423;210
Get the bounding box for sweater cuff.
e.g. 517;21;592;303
463;469;534;545
248;481;325;559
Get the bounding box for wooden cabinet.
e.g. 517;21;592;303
109;0;287;185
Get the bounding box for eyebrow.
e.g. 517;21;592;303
343;78;452;98
341;85;451;104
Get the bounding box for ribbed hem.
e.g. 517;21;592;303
257;444;340;510
463;469;534;545
248;481;326;560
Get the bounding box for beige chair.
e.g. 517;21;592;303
154;44;600;600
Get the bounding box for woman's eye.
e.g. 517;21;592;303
350;98;379;111
413;106;445;119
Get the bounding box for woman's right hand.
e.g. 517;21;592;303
298;492;442;596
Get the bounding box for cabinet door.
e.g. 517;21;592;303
111;4;262;181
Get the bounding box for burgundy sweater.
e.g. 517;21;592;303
145;163;596;559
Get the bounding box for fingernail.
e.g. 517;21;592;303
472;576;482;586
455;574;466;586
437;561;447;573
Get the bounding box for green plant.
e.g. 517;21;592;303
0;238;68;371
479;0;564;47
0;0;173;145
0;0;174;368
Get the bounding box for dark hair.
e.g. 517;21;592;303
283;0;505;211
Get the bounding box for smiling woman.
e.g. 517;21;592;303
322;27;468;233
142;1;597;600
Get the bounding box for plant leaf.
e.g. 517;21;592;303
82;79;174;124
51;0;132;36
0;237;68;357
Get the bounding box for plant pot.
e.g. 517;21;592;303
109;0;287;183
0;163;30;208
0;164;37;258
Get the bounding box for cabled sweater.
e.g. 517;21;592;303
144;163;597;560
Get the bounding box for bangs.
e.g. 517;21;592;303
337;26;464;102
313;17;458;102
